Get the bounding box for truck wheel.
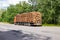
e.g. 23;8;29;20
14;22;17;25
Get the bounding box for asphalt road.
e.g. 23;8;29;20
0;23;60;40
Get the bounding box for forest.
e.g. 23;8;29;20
0;0;60;25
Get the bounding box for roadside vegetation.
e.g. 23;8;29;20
0;0;60;26
43;24;60;27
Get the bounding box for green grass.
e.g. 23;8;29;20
43;24;60;27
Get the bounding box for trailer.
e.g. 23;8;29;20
14;12;42;26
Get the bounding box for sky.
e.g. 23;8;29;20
0;0;28;9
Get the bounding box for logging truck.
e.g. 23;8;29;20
14;12;42;26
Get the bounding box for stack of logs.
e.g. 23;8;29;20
14;12;42;24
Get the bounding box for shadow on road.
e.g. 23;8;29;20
0;30;51;40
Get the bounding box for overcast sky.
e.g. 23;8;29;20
0;0;28;9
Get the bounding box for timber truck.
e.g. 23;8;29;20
14;12;42;26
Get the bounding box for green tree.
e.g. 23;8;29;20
1;1;32;23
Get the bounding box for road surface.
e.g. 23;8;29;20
0;23;60;40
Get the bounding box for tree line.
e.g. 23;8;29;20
0;0;60;25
